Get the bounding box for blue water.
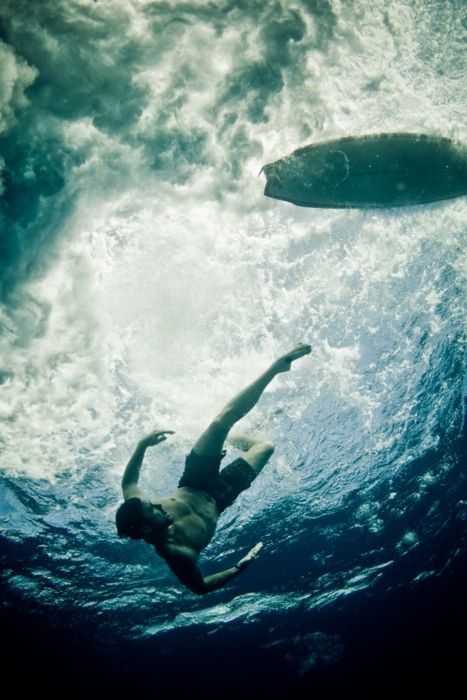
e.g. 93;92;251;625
1;0;466;694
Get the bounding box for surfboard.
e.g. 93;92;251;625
262;133;467;209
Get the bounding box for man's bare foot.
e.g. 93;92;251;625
272;342;311;373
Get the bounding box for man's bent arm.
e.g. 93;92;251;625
121;430;174;500
167;555;243;595
167;542;263;595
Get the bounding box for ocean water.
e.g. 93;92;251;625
1;0;466;694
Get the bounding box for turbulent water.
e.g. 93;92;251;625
1;0;466;693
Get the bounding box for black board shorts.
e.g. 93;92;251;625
178;450;256;513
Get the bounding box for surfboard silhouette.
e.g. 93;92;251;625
262;133;467;208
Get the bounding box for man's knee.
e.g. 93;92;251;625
243;441;275;474
258;441;275;458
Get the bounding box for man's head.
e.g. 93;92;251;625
116;497;172;544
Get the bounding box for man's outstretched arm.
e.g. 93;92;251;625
167;543;263;595
121;430;174;500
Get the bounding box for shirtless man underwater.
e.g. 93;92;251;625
116;343;311;594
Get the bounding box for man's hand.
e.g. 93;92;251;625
271;342;311;374
140;430;175;448
236;541;263;571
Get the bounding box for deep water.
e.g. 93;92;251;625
1;0;466;696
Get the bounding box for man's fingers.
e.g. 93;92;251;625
151;430;175;438
156;433;172;442
143;430;175;447
249;541;263;557
237;541;263;568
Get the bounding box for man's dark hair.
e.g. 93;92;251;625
116;497;147;539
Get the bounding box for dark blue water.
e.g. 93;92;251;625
2;416;467;693
1;0;466;695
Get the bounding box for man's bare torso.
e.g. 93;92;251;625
153;487;219;555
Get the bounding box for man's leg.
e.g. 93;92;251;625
228;432;275;475
193;343;311;457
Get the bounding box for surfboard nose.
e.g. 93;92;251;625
262;162;284;193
